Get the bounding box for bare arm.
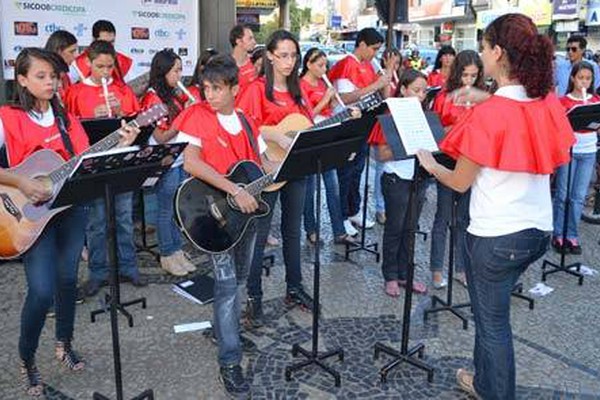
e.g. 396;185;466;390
0;169;52;202
416;150;480;193
339;73;390;104
151;127;179;144
375;144;394;162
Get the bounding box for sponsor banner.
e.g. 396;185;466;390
553;0;579;20
408;0;466;22
587;0;600;25
1;0;198;79
476;1;551;29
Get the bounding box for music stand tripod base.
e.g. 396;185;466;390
91;292;147;328
344;240;380;262
424;296;470;330
542;259;584;285
374;341;434;383
285;344;345;387
511;283;535;310
93;389;154;400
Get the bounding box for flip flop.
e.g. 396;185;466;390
384;280;401;297
398;280;428;294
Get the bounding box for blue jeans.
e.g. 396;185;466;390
19;206;87;363
155;166;186;256
430;182;470;273
212;223;257;367
465;228;549;400
303;169;345;238
337;142;368;219
247;179;306;299
373;149;385;214
381;173;426;282
552;152;596;240
86;191;138;281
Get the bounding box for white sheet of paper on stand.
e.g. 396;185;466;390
528;282;554;297
386;97;439;155
174;321;212;333
570;265;598;276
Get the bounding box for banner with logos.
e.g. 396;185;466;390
553;0;579;20
408;0;466;23
0;0;199;80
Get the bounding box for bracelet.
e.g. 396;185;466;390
232;187;243;197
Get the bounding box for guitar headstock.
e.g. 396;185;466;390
135;103;169;127
358;92;384;111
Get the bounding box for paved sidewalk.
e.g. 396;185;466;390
0;183;599;399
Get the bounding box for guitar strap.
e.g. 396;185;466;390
55;112;76;158
237;111;260;160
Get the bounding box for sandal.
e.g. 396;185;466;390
55;340;85;371
398;280;428;294
384;280;401;297
20;359;43;397
334;234;357;245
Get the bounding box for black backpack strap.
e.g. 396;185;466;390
237;111;260;159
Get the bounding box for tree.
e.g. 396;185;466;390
255;0;311;43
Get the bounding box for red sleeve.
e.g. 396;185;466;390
368;121;387;145
140;91;170;130
64;83;92;118
433;90;466;127
235;80;265;126
67;113;90;154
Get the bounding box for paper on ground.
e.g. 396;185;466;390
174;321;212;333
528;282;554;296
569;265;598;276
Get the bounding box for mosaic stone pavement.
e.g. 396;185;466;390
0;181;599;399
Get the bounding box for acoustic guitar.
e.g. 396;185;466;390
0;104;168;259
175;160;277;254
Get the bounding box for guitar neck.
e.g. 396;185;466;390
47;119;139;184
313;108;352;130
244;172;276;196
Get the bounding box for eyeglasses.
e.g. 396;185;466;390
567;47;580;52
272;52;298;62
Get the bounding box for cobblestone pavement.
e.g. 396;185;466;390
0;181;599;400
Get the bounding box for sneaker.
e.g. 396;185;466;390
566;238;582;255
160;254;188;276
46;306;56;318
83;279;107;298
376;211;386;225
174;250;197;273
348;213;375;229
343;220;359;237
20;359;43;397
551;237;565;253
243;297;265;329
285;287;315;312
456;369;481;399
432;272;448;290
219;364;250;396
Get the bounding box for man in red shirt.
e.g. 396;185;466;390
230;24;257;95
72;20;133;85
328;28;389;234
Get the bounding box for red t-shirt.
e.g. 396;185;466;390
328;55;378;90
140;89;186;130
65;79;140;118
300;77;333;117
186;85;202;103
73;51;133;85
238;60;257;94
559;93;600;133
0;106;89;167
235;77;312;127
432;90;468;128
427;70;446;88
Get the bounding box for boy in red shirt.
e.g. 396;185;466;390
72;20;133;85
174;54;272;397
230;24;258;95
65;40;144;297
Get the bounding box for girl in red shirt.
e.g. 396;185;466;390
140;49;196;277
237;30;315;321
429;50;484;289
0;48;137;397
427;45;456;88
44;30;78;104
300;48;355;246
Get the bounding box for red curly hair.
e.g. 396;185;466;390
483;13;554;98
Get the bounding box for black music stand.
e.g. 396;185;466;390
53;143;186;400
81;117;159;260
372;112;442;383
279;117;369;387
540;104;599;285
343;107;383;262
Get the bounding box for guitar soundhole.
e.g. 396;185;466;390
0;193;22;222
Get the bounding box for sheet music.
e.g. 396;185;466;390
386;97;439;155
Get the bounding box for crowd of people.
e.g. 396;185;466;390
0;13;595;399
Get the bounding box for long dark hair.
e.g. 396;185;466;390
44;30;77;72
264;30;303;106
445;50;485;93
149;49;183;121
190;47;219;87
300;47;326;78
13;47;70;129
433;45;456;70
395;69;427;100
567;61;596;95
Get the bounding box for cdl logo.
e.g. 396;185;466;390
44;23;65;33
154;29;169;38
